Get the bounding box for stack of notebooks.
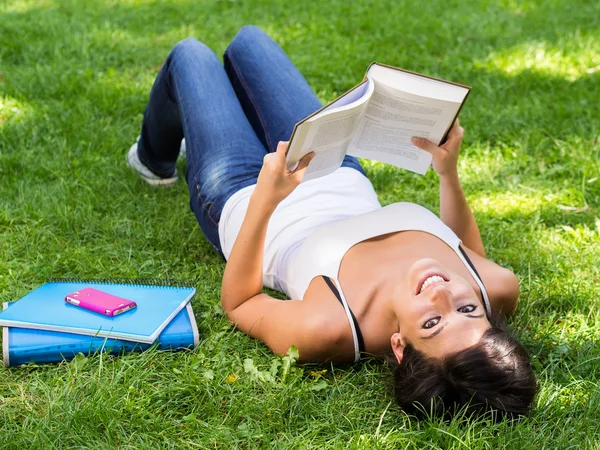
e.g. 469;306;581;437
0;280;199;367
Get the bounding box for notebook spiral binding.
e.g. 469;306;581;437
48;278;195;288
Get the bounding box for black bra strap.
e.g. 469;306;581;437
322;276;366;355
458;245;492;312
458;245;483;282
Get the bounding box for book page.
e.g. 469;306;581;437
347;79;462;174
292;107;366;181
286;81;374;181
316;81;370;116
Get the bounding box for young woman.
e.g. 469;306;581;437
128;26;537;419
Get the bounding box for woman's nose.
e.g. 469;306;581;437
429;284;452;307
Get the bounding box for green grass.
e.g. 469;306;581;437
1;0;599;448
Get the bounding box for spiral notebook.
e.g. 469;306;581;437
0;280;196;344
3;302;199;367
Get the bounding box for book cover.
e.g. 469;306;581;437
2;302;199;367
0;281;196;344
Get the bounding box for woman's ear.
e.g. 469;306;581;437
390;332;405;364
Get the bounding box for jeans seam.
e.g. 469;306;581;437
227;54;274;152
162;49;181;106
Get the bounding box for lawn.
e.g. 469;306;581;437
1;0;599;448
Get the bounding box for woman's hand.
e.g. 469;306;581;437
254;141;315;208
412;120;486;256
411;120;464;178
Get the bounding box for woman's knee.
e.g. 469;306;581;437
168;37;219;67
224;25;271;61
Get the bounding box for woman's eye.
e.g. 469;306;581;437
458;305;476;313
423;318;440;329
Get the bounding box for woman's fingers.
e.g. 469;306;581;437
276;141;289;155
292;151;315;175
442;121;464;150
449;119;463;137
262;141;290;171
411;137;442;157
410;121;464;176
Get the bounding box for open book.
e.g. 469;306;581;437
286;62;471;181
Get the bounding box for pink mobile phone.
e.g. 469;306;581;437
65;287;137;317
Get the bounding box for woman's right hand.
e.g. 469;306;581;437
254;141;315;208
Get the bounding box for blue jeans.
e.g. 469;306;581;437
137;26;365;257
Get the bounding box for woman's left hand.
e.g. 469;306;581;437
411;120;464;178
254;141;315;208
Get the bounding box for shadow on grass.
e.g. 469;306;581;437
1;0;599;110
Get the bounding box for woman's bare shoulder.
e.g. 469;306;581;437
300;291;357;362
462;246;520;317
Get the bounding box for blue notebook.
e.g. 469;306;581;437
2;302;199;367
0;281;196;344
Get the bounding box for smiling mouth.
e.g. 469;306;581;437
417;274;448;294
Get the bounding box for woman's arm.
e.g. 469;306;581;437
413;122;519;314
220;144;344;361
411;121;486;257
220;192;276;313
221;142;314;312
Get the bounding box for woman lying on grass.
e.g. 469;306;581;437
127;25;538;419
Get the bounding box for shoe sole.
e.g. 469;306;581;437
126;143;178;186
138;173;179;186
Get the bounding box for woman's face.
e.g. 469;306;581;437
391;258;491;361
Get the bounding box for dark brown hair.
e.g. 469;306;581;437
390;325;538;420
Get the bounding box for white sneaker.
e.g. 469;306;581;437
126;141;178;186
179;138;186;158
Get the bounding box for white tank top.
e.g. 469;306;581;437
218;168;491;362
218;168;382;291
